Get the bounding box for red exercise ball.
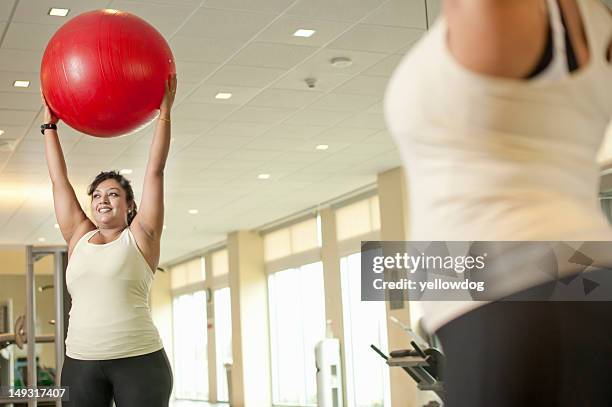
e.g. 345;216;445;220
40;9;176;138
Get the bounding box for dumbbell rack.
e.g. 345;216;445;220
386;354;444;397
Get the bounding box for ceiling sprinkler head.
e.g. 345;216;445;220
305;77;317;89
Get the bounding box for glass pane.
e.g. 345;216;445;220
341;253;390;407
268;263;326;406
212;250;229;277
173;291;208;400
214;287;232;402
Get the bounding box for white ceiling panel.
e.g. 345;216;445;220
172;146;231;160
364;0;427;29
283;109;351;127
0;49;42;72
297;48;388;76
0;92;43;110
0;1;15;22
2;22;58;51
188;134;252;150
255;16;352;47
426;0;443;24
202;0;294;13
109;1;195;36
230;42;318;69
286;0;386;22
306;93;379;112
262;124;326;139
248;88;321;109
315;127;378;142
243;136;304;151
337;112;386;129
169;36;243;63
206;122;272;137
175;8;275;41
175;61;218;84
12;0;111;25
227;106;295;124
173;103;237;121
333;75;389;96
329;24;424;53
273;70;352;92
273;151;323;163
0;110;36;126
185;84;262;105
363;53;405;77
0;125;29;141
0;72;40;93
206;65;285;88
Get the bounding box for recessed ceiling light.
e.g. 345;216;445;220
293;29;316;38
163;225;167;230
0;130;4;137
330;57;353;68
13;80;30;88
49;8;70;17
215;92;232;100
119;168;133;175
257;173;271;180
53;223;59;229
37;237;46;242
188;209;199;215
316;144;329;150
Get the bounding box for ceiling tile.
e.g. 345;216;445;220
230;42;317;69
0;125;29;141
333;75;389;96
363;53;405;77
315;126;377;142
0;49;42;72
207;122;272;137
175;8;275;41
255;16;352;47
0;110;36;126
297;48;388;76
337;112;386;129
427;0;443;23
2;23;58;51
176;61;219;84
202;0;294;13
12;0;109;25
282;109;351;127
185;84;262;104
248;88;321;109
306;93;379;112
262;124;326;139
273;70;352;92
286;0;386;22
223;148;284;161
170;36;243;63
109;1;196;36
329;24;424;53
243;136;303;151
0;72;40;93
364;0;427;29
0;1;15;22
227;106;294;124
0;92;43;110
188;134;252;149
173;103;237;121
206;65;285;88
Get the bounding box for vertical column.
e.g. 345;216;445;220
25;246;37;407
204;252;217;403
377;167;418;407
227;231;271;407
319;207;347;406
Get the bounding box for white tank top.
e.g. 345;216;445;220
385;0;612;332
65;228;163;360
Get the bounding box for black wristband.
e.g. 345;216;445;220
41;123;57;134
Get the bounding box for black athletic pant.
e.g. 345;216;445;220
61;348;173;407
437;299;612;406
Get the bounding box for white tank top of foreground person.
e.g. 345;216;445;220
65;228;163;360
384;0;612;333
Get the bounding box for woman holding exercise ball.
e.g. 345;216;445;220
386;0;611;405
42;74;177;407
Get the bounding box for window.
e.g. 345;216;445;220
268;262;326;406
336;196;380;241
341;253;390;407
212;249;229;277
214;287;232;402
264;218;320;262
173;291;208;400
171;257;205;289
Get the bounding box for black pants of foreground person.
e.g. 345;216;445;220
61;348;173;407
437;297;612;407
